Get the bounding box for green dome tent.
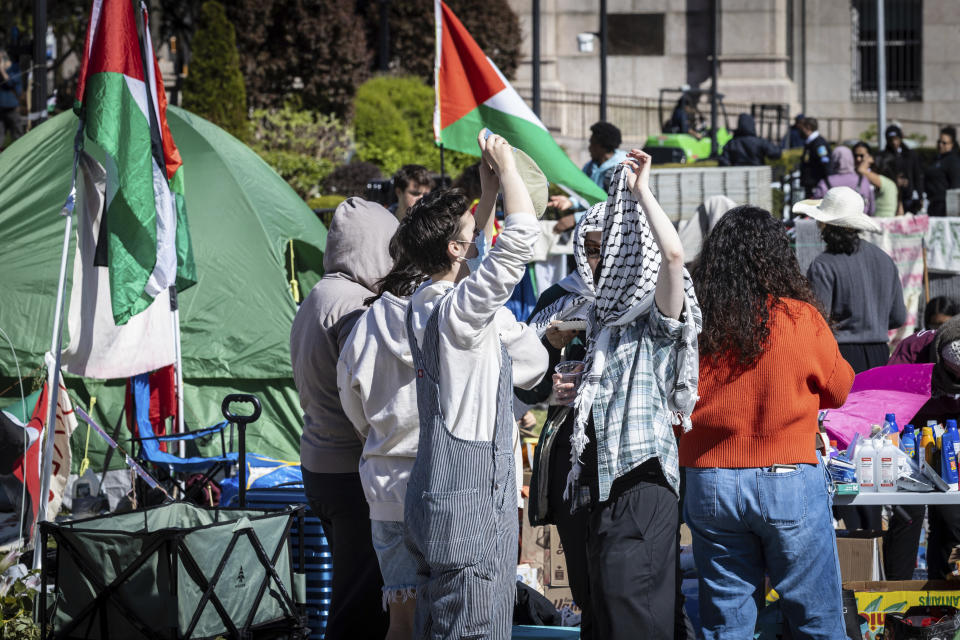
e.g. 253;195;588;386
0;106;327;470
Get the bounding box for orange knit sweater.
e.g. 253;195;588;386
680;298;855;468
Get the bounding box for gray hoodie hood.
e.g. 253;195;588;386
323;197;397;290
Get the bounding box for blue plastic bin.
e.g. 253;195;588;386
236;486;330;639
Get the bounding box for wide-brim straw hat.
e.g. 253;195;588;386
792;186;881;232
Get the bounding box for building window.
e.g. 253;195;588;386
851;0;922;102
608;13;665;56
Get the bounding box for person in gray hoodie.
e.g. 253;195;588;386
290;197;396;640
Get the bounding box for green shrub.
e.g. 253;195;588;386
255;150;334;200
771;188;785;219
250;102;351;198
182;2;249;141
307;195;347;211
353;75;474;176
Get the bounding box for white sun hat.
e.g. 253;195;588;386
791;186;881;232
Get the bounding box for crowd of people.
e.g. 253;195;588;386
290;120;960;640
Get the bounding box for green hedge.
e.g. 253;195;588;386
354;75;475;176
249;102;352;199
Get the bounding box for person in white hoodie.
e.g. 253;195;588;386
338;144;500;640
395;133;548;639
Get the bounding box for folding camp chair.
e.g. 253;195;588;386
128;372;260;506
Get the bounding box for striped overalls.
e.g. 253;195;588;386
404;295;518;639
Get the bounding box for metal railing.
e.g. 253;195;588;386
518;89;756;143
521;87;949;147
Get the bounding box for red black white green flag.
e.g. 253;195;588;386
434;0;606;204
75;0;196;326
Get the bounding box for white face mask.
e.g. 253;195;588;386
464;230;486;273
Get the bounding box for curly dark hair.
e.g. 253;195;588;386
693;205;825;369
364;234;426;305
821;224;861;255
395;189;470;276
589;121;622;152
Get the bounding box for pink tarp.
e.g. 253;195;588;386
821;364;934;449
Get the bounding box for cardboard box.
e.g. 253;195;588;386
548;526;569;587
836;530;885;583
520;498;572;593
543;585;581;614
844;580;960;639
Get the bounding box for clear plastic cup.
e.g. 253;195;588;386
555;360;585;406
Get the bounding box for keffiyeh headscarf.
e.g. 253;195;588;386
567;164;702;491
528;203;606;336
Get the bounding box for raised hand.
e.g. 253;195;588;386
480;132;516;178
623;148;654;197
477;131;500;193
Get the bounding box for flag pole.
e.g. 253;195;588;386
170;286;186;456
33;121;83;570
440;143;445;182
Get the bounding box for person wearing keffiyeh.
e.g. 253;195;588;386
552;150;702;640
519;203;604;639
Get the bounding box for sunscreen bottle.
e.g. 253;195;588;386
921;426;937;466
900;424;917;462
942;428;960;491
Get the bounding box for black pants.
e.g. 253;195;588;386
586;460;679;640
548;416;593;638
885;504;960;580
302;468;388;640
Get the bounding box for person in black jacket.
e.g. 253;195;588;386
798;117;832;197
925;126;960;217
519;210;599;640
718;114;781;167
880;124;924;213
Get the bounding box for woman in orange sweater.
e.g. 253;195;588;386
680;205;855;639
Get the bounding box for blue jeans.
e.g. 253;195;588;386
683;459;844;640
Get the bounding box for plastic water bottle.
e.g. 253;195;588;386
877;437;899;493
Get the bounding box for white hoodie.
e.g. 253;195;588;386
338;292;418;521
339;213;549;521
409;213;548;441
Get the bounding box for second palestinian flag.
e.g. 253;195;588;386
434;1;606;204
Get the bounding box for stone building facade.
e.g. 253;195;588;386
507;0;959;155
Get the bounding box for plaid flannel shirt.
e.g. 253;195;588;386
590;304;684;502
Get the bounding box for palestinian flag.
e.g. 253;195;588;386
75;0;196;325
434;1;606;204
